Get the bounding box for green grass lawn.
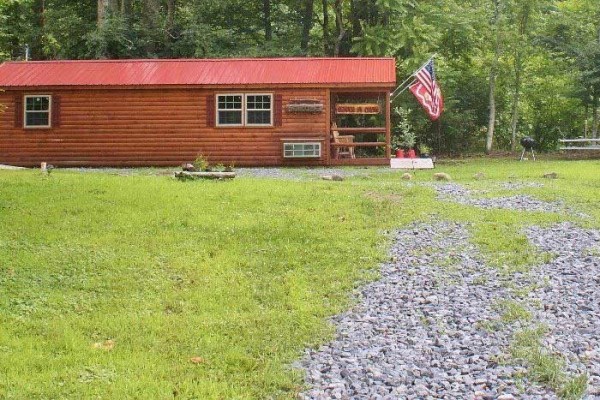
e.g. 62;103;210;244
0;158;599;399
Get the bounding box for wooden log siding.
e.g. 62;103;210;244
0;88;329;167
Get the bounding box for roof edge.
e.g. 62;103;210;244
0;57;396;65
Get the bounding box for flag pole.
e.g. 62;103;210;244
391;83;413;102
391;74;416;98
391;53;438;101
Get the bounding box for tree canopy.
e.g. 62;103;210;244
0;0;598;153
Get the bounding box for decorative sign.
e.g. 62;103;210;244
335;103;381;115
287;99;324;114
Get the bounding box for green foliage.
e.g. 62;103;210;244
393;106;416;149
192;154;210;171
511;326;588;399
418;143;431;155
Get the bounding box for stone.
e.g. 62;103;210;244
402;173;413;181
182;163;196;172
497;394;515;400
433;172;452;181
543;172;558;179
322;174;344;181
473;172;486;180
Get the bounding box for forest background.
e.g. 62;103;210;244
0;0;598;154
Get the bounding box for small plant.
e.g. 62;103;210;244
213;163;226;172
394;107;416;149
193;154;210;171
495;300;532;323
224;163;235;172
419;144;431;156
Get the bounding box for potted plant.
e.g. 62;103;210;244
395;107;417;158
401;131;417;158
391;134;404;158
419;144;431;158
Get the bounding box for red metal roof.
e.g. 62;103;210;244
0;57;396;88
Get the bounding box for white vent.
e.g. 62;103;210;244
283;142;321;158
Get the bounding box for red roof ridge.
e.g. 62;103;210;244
1;56;396;65
0;57;396;87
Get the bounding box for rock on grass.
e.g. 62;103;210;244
434;172;452;181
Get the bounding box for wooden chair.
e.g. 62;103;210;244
331;123;356;159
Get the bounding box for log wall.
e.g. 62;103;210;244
0;88;330;167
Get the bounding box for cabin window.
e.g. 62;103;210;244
24;95;51;128
283;142;321;158
216;94;272;127
246;94;272;126
217;94;243;126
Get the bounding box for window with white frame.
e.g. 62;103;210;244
283;142;321;158
24;95;51;128
216;94;272;126
217;94;243;126
246;94;272;125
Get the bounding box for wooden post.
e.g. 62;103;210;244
385;91;391;159
325;88;331;165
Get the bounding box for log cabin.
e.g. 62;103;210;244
0;58;396;167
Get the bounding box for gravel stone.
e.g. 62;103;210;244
298;218;600;399
524;223;600;393
433;182;565;213
299;221;557;399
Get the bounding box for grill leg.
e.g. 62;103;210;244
531;150;536;161
520;148;526;161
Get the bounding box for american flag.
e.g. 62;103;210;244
410;59;443;121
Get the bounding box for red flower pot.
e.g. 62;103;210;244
407;149;417;159
395;149;404;158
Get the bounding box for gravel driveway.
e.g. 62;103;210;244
299;184;600;399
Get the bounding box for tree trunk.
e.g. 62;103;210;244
98;0;118;26
322;0;329;54
120;0;130;16
263;0;272;41
486;67;498;154
510;52;522;152
593;95;599;139
333;0;346;56
349;0;362;38
510;4;530;152
301;0;314;54
31;0;46;60
166;0;176;39
584;103;589;138
143;0;160;55
98;0;108;26
485;0;501;155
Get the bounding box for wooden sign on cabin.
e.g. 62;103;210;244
286;99;324;114
335;103;381;115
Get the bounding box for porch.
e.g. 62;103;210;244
326;89;392;166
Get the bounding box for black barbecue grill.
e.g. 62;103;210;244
520;137;536;161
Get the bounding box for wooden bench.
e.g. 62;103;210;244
559;138;600;150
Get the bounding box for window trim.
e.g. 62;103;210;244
215;93;273;127
23;95;52;129
245;93;273;127
282;142;322;158
215;93;244;127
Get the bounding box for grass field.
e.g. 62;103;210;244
0;159;599;399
